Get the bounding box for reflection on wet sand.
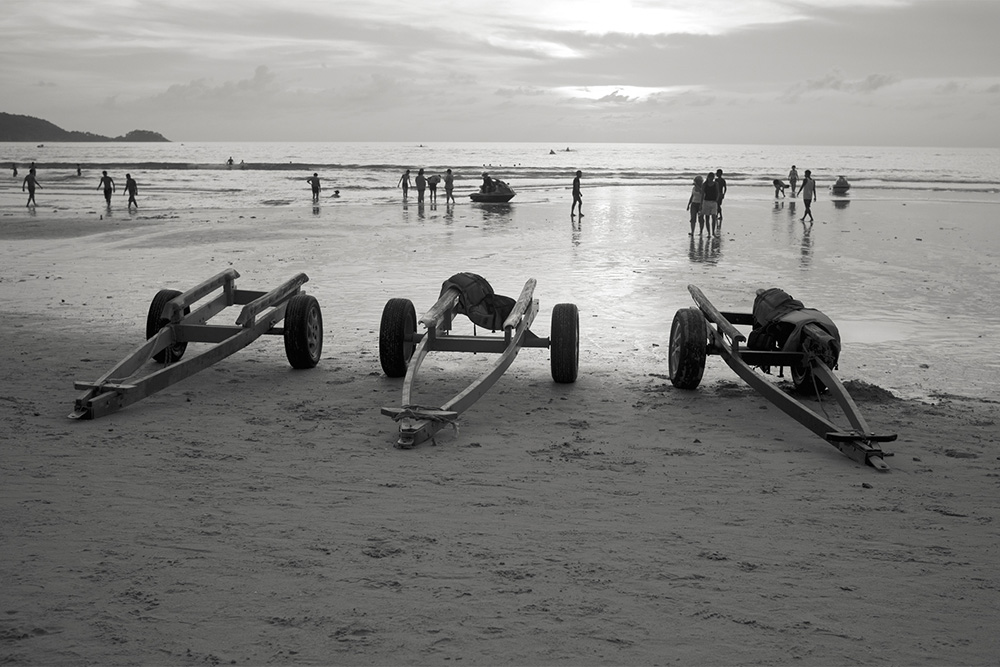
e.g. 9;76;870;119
688;234;722;264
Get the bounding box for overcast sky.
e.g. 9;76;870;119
2;0;997;146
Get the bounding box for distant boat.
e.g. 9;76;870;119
832;176;851;194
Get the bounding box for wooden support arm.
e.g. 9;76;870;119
235;273;309;326
161;268;240;321
502;278;537;331
420;288;461;328
688;284;746;345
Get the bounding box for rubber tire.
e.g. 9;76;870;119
146;289;188;364
284;294;323;369
791;363;828;395
668;308;708;389
379;298;416;378
550;303;579;384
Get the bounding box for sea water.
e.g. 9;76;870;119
2;142;999;402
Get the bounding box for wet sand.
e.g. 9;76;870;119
2;194;999;665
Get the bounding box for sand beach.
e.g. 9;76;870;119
2;187;999;664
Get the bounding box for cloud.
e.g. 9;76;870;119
785;70;900;97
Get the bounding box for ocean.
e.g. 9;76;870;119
2;141;999;403
2;141;998;210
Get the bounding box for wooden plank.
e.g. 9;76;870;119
502;278;537;330
161;268;240;321
419;288;461;328
235;273;308;326
688;285;746;345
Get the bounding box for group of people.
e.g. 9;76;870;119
685;169;728;236
397;168;456;204
16;164;139;210
772;165;818;222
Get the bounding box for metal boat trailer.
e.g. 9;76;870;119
70;268;323;419
668;284;896;471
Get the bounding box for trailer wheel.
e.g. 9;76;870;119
668;308;707;389
791;364;828;395
380;298;416;378
146;289;189;364
550;303;579;383
284;294;323;369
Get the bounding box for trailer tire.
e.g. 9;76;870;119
550;303;579;383
668;308;707;389
380;298;416;378
284;294;323;369
146;289;189;364
791;364;828;396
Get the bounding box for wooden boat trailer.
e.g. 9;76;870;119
668;285;896;471
379;277;579;448
70;268;323;420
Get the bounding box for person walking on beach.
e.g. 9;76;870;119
123;173;139;209
306;173;322;202
701;172;720;236
571;170;583;218
98;171;115;206
397;169;411;199
444;168;456;204
773;179;787;198
686;175;705;235
788;165;799;197
415;168;427;203
11;163;17;178
22;168;40;207
797;169;817;222
715;169;728;223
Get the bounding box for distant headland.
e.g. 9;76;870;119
0;112;170;142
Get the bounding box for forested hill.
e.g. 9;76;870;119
0;112;169;142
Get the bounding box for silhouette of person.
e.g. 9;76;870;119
715;169;727;222
306;173;321;202
788;165;799;197
12;163;18;178
571;170;583;217
415;168;427;203
773;179;787;198
797;169;817;222
22;168;41;206
124;173;139;209
397;169;411;198
97;171;115;206
444;168;456;204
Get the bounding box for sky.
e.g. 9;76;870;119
2;0;998;147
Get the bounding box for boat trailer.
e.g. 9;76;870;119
668;284;896;471
70;268;323;419
379;274;579;448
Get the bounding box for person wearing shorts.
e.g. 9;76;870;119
701;172;720;236
97;171;115;206
686;175;704;235
797;169;817;222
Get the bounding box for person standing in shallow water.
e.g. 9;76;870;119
444;168;456;204
788;165;798;197
98;171;115;206
415;168;427;203
306;173;321;202
797;169;817;222
22;168;41;207
123;173;139;209
571;170;583;217
397;169;410;199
